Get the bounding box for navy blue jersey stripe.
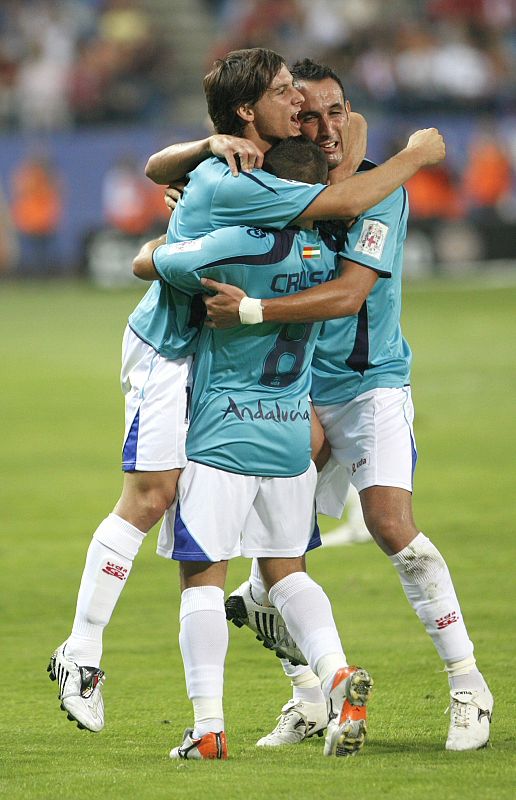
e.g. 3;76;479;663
240;171;279;195
345;302;372;375
194;228;298;272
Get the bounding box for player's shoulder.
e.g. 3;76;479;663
357;159;406;217
188;156;232;182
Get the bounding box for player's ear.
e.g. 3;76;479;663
236;103;254;125
345;99;351;120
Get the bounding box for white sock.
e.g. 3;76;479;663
66;514;145;667
269;572;346;696
390;533;475;669
249;558;269;605
280;660;325;705
179;585;227;736
445;655;485;693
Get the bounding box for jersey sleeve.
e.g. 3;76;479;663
339;187;407;278
152;226;275;294
211;169;328;230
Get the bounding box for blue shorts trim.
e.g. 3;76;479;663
122;409;140;472
171;502;212;562
306;518;322;553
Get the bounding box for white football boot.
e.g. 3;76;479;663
225;581;307;666
170;728;228;760
256;699;328;746
445;683;493;751
323;666;374;757
47;642;105;732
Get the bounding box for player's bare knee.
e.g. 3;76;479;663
365;512;415;550
139;485;175;521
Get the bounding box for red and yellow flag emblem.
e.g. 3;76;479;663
302;246;321;259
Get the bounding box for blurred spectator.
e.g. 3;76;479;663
15;41;72;131
208;0;305;65
102;154;160;235
405;165;464;220
94;0;166;123
10;154;64;274
461;131;513;219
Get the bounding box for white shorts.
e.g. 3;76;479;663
121;326;192;472
156;460;320;562
314;387;417;518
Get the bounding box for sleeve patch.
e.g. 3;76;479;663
353;219;389;261
164;239;203;254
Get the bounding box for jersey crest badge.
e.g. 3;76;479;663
354;219;388;260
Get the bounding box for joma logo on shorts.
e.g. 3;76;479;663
351;458;367;475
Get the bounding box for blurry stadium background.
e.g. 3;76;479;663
0;0;515;283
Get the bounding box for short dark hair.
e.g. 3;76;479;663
262;136;328;185
204;48;285;137
290;58;346;102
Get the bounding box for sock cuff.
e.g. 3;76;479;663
180;586;225;619
389;532;445;583
445;655;476;676
93;514;145;560
268;571;317;612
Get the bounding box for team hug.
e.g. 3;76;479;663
47;47;493;760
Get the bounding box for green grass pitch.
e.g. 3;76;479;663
1;278;515;799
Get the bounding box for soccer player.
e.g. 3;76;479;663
202;59;493;753
47;47;444;736
133;135;373;760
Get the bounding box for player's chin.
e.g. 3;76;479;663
325;149;343;168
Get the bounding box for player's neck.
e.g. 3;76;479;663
243;126;277;155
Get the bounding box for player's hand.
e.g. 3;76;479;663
406;128;446;167
201;277;246;328
208;135;264;176
164;180;187;211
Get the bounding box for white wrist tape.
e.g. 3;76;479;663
239;296;264;324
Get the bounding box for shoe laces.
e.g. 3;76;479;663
274;707;305;735
447;692;474;729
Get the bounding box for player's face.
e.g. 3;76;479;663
248;65;304;143
297;78;350;170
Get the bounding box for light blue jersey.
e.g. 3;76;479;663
128;157;328;360
311;161;412;406
153;224;339;477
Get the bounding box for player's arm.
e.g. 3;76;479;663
202;259;378;327
132;234;167;280
145;134;264;183
297;127;445;222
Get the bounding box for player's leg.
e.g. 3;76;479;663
168;462;258;760
245;466;373;757
48;330;191;731
350;387;493;751
170;559;229;761
362;485;493;750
